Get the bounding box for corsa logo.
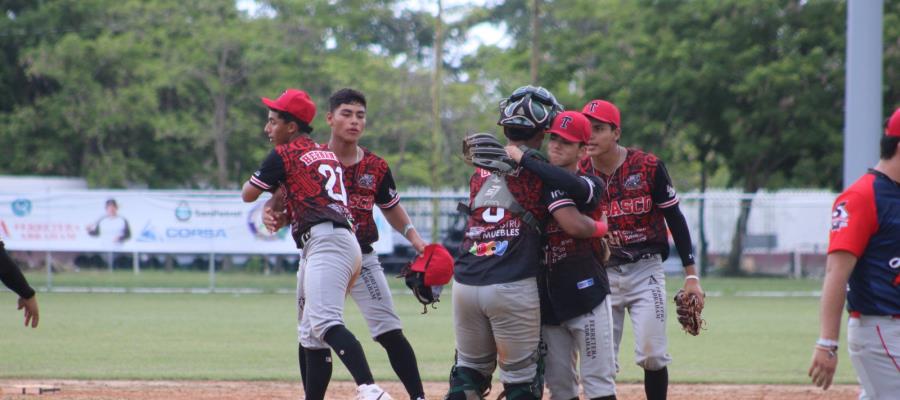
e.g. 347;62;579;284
469;240;509;256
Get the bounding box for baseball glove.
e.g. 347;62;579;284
673;289;705;336
462;132;517;174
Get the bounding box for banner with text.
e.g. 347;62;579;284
0;191;393;254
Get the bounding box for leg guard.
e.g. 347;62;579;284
497;345;544;400
497;382;540;400
445;365;491;400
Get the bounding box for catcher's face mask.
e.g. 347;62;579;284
498;85;563;130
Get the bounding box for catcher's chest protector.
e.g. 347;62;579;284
470;173;541;233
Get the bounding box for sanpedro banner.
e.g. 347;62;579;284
0;191;393;254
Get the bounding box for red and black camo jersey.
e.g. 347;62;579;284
578;148;678;264
248;135;354;248
540;174;610;324
544;176;604;269
332;145;400;253
454;167;552;285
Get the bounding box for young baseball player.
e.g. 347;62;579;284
446;86;607;400
510;111;617;400
1;239;39;328
266;88;428;400
241;88;392;400
808;108;900;399
578;99;703;400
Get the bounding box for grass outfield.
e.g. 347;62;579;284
0;277;856;384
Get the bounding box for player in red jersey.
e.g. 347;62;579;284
809;108;900;399
578;99;703;400
266;88;429;400
241;89;392;400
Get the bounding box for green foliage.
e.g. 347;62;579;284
3;0;900;192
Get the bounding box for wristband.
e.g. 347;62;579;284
402;224;415;237
816;338;839;350
591;220;608;238
685;275;700;281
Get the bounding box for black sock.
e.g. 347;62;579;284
376;329;424;399
591;396;617;400
644;367;668;400
298;345;308;392
323;325;375;385
304;348;333;400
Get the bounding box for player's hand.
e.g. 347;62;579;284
682;273;704;308
18;295;39;328
263;206;287;233
809;345;838;390
411;238;427;254
504;145;525;163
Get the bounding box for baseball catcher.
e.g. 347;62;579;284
673;289;705;336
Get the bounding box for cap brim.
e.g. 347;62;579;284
261;97;285;112
548;130;584;144
583;113;614;125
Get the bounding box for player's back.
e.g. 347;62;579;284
454;167;548;286
275;136;354;244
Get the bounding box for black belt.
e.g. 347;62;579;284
299;221;348;249
607;252;659;268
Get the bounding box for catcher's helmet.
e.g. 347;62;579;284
400;244;454;313
497;85;563;130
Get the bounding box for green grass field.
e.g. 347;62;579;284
0;276;857;384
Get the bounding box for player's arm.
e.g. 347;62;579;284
810;189;876;391
545;188;607;239
375;167;427;253
242;150;284;203
1;242;38;328
809;251;855;390
508;145;599;209
652;160;703;301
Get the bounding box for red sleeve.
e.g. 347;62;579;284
827;176;878;257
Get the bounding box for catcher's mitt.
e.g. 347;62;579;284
674;289;705;336
462;133;517;174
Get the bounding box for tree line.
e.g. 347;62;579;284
3;0;900;270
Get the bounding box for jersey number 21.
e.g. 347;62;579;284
318;164;348;205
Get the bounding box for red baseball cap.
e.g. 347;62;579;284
261;89;316;125
547;111;591;144
886;108;900;137
581;99;620;128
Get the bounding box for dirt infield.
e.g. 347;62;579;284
0;379;859;399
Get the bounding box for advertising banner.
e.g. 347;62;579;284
0;191;394;254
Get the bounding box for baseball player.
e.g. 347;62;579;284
266;88;428;400
508;111;617;400
578;99;703;400
809;108;900;399
1;239;39;328
241;88;392;400
446;86;607;400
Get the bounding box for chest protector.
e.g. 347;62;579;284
464;172;542;234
